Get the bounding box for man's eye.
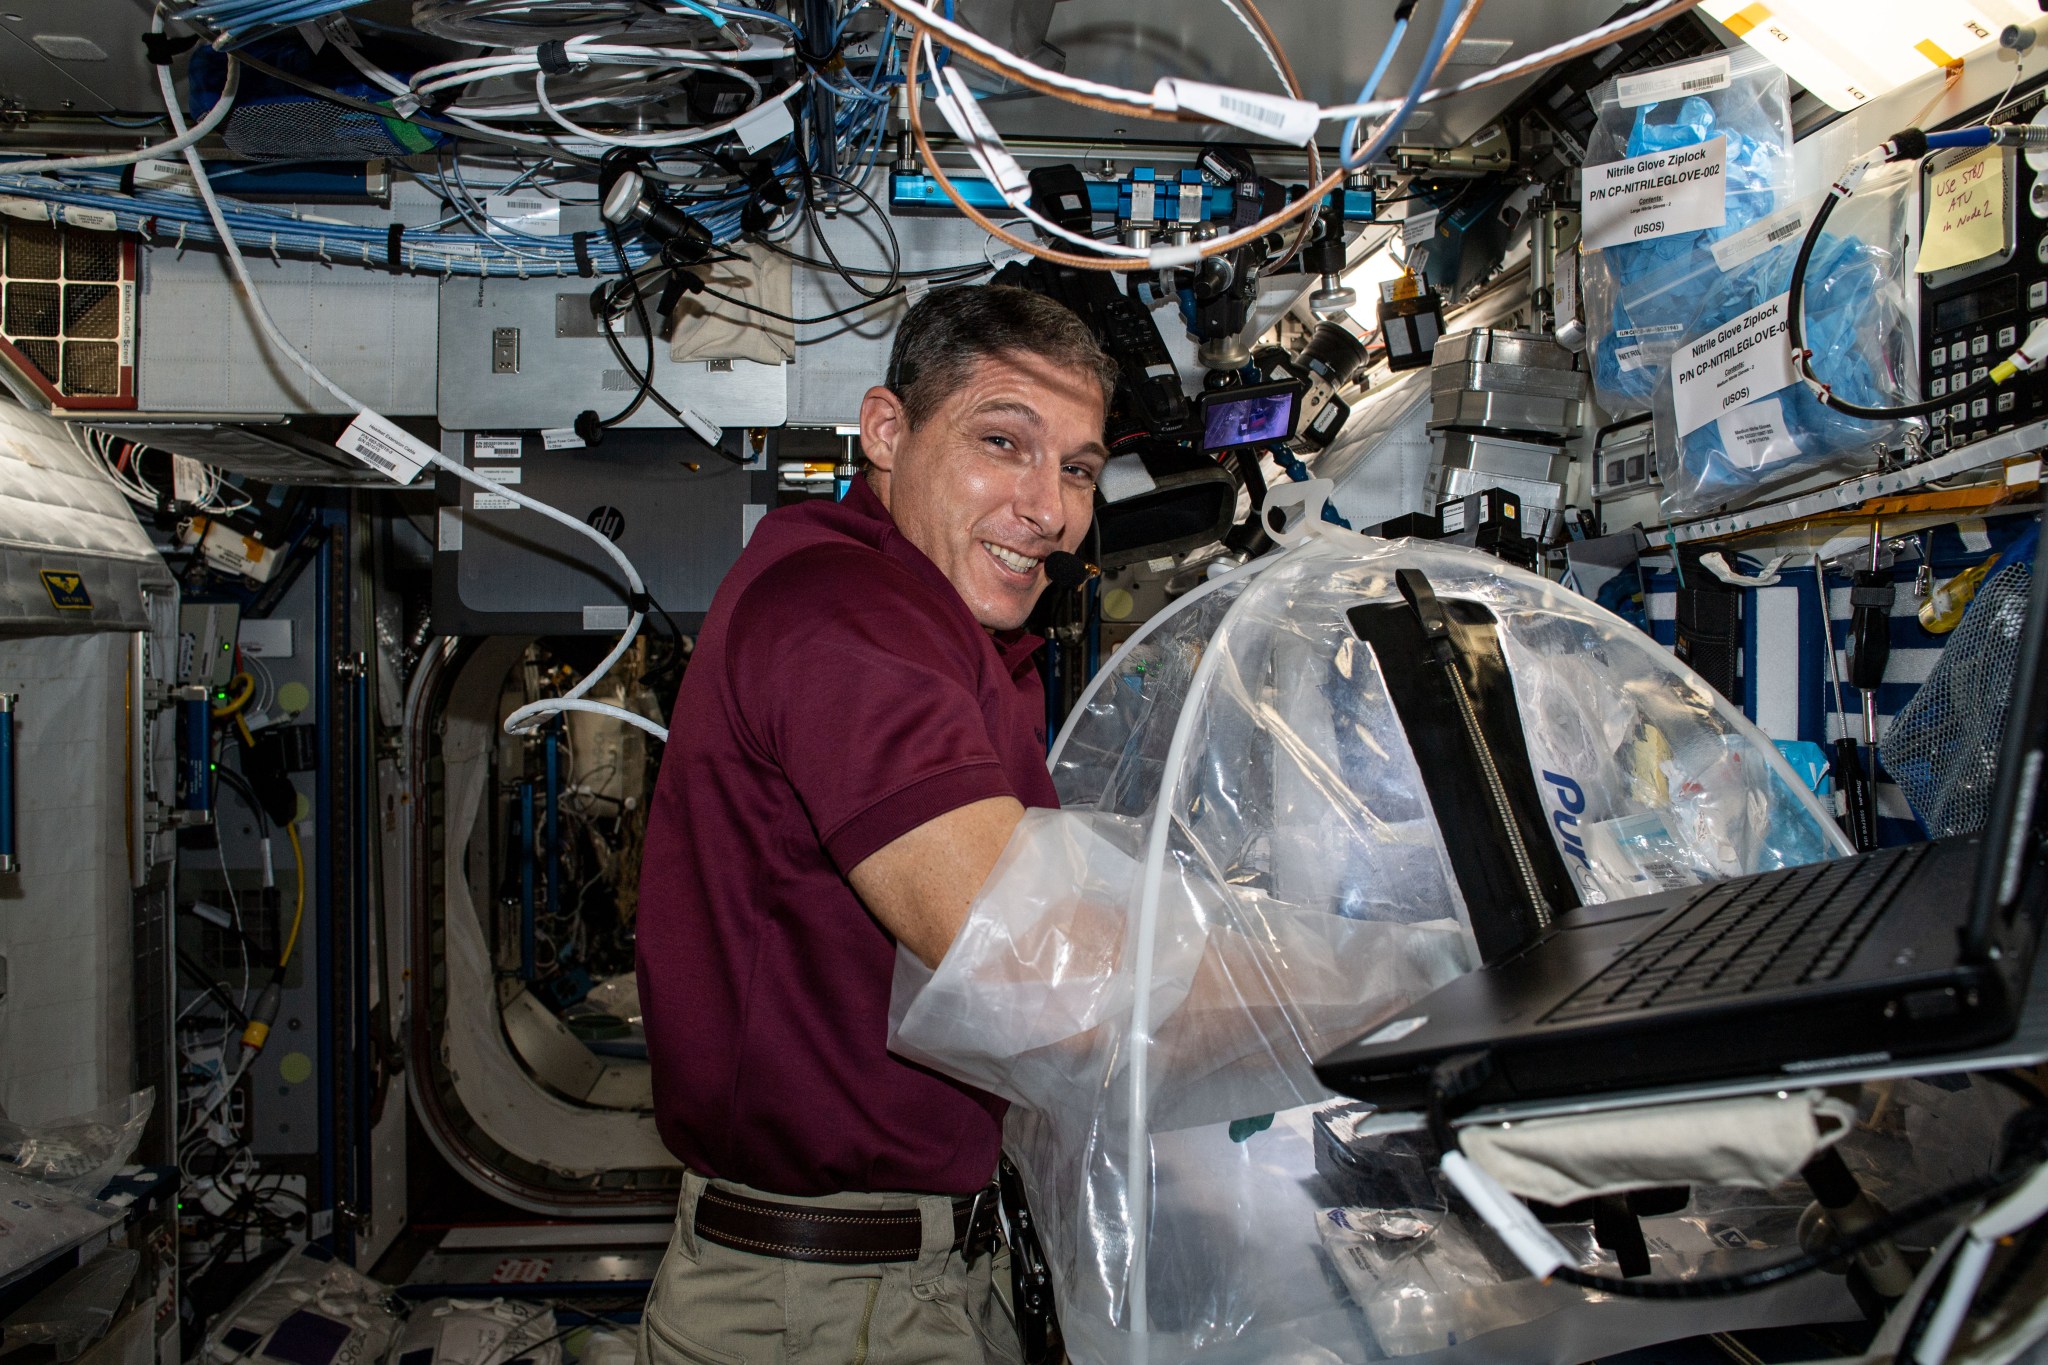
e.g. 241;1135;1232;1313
984;435;1015;452
1062;465;1099;484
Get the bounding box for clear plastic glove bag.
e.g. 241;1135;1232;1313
0;1090;153;1196
1650;163;1915;519
1580;49;1795;414
890;529;1848;1363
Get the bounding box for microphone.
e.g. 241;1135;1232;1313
1044;551;1097;590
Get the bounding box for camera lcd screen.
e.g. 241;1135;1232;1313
1197;383;1301;454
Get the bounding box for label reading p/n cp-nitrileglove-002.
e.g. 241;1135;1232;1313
1580;135;1727;250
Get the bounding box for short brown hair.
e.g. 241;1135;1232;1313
886;284;1118;428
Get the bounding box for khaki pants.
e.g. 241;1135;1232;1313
636;1171;1025;1365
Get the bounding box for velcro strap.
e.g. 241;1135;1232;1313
142;31;200;65
386;223;406;274
535;40;574;75
1849;584;1896;609
572;230;594;277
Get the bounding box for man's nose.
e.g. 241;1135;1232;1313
1014;457;1065;542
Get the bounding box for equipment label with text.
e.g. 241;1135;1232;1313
1580;135;1727;249
1670;290;1797;437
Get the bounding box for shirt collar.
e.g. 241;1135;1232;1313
843;475;1044;672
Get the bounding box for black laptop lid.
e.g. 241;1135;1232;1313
1966;513;2048;949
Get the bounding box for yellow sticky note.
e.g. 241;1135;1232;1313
1918;147;2005;274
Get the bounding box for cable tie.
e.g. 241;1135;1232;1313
174;222;187;257
141;31;199;65
572;229;594;277
627;591;652;615
535;40;575;76
385;222;405;274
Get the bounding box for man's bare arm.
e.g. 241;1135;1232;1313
848;796;1025;967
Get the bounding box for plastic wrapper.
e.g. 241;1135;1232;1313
1580;50;1794;413
201;1244;400;1365
0;1090;153;1197
0;1170;124;1282
890;520;1848;1363
1;1247;139;1359
388;1299;561;1365
1649;164;1915;519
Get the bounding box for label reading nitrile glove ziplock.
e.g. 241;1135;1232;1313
1670;291;1797;437
1581;135;1726;249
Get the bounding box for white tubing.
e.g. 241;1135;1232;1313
0;60;240;175
156;33;668;744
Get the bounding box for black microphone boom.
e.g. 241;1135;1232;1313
1044;551;1095;590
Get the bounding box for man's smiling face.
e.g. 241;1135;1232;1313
860;349;1109;632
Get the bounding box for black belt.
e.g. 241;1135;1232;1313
693;1183;1001;1265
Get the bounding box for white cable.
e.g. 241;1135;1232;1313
877;0;1700;128
535;68;802;147
181;1053;251;1141
1217;0;1290;97
1321;0;1702;119
0;61;240;175
154;30;668;744
1912;1160;2048;1364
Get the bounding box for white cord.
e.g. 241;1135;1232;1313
0;61;240;175
874;0;1702;126
535;69;802;147
153;28;669;744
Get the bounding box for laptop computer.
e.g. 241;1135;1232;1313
1313;519;2048;1114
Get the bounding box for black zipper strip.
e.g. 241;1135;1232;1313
1347;569;1581;963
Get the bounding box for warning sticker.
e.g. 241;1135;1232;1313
1581;135;1727;249
1670;291;1797;437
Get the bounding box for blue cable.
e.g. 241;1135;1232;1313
1342;0;1462;172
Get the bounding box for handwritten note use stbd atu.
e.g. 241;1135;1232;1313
1918;146;2005;275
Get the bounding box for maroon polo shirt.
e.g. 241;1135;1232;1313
635;476;1058;1197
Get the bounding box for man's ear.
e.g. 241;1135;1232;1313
859;385;908;474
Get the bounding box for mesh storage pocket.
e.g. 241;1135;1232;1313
1882;558;2035;838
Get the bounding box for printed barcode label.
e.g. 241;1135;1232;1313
473;434;523;461
63;206;117;232
171;455;204;505
484;194;560;236
1616;322;1683;339
1710;202;1811;272
1615;55;1731;109
1152;77;1318;146
334;410;434;484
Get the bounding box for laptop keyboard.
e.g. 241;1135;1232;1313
1545;845;1928;1024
